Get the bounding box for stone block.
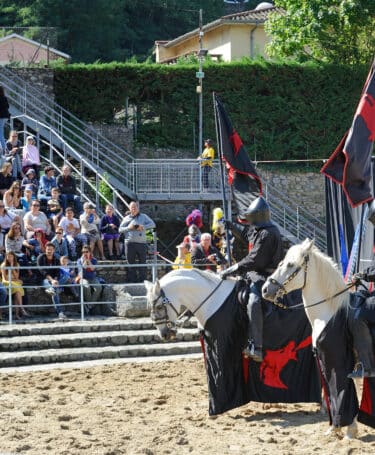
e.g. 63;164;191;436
113;286;149;318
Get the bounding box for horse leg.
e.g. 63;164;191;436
324;426;343;439
344;416;358;440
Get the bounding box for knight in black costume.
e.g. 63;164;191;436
348;265;375;378
220;196;283;362
347;199;375;379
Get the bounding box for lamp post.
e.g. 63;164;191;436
196;9;208;157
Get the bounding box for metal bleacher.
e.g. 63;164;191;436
0;66;326;250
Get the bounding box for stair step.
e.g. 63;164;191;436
0;341;202;368
0;317;197;337
0;328;199;351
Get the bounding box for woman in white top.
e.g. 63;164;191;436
80;202;105;260
0;203;17;254
23;200;50;239
58;206;86;259
22;136;40;179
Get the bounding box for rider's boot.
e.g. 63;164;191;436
347;317;375;378
244;290;264;362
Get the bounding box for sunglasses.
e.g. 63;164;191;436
32;204;40;207
56;231;63;234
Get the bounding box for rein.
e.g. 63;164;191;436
273;283;356;310
175;278;224;323
269;254;356;310
151;275;224;326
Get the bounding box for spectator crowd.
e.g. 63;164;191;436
0;130;158;321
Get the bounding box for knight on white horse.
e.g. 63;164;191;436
261;238;375;438
220;196;283;362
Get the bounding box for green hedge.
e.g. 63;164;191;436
54;61;368;160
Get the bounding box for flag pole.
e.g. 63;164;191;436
356;203;368;273
213;92;232;266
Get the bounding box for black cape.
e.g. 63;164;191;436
316;302;375;429
202;286;321;415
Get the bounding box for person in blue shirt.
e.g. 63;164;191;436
38;165;56;208
76;246;102;313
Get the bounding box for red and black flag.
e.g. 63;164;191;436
321;61;375;208
214;94;262;219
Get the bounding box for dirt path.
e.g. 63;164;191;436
0;358;374;455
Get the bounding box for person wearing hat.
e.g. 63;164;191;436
38;165;56;207
197;139;215;191
20;184;35;212
172;242;192;270
21;168;39;197
22;136;40;179
219;196;283;362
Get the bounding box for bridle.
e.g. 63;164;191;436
267;254;355;310
268;255;309;308
150;279;224;329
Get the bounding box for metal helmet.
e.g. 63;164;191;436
244;196;271;227
368;199;375;226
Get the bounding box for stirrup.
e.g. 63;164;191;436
243;342;263;362
347;362;375;379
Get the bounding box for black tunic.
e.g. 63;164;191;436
236;224;283;283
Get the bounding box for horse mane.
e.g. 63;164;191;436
309;244;346;305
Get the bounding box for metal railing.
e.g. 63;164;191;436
0;259;160;326
0;67;326;250
264;183;326;251
12;124;130;217
134;159;222;194
0;66;135;197
133;158;327;250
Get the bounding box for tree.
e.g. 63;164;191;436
28;0;223;62
32;0;124;63
266;0;375;65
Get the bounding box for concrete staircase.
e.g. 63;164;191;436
0;317;202;369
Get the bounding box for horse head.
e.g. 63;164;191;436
144;279;177;341
262;238;314;302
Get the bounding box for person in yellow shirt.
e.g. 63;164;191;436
172;243;192;270
197;139;215;190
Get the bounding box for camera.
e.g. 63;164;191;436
133;224;139;229
212;253;222;265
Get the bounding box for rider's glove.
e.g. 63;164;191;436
224;219;232;230
220;263;239;280
352;272;364;285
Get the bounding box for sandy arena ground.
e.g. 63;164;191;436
0;358;374;455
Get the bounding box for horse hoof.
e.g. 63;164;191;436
324;426;342;439
345;424;358;440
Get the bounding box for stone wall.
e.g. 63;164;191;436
260;168;325;221
12;68;55;100
12;68;324;223
88;122;134;153
140;169;325;224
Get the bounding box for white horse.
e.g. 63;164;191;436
145;268;235;341
145;267;321;416
262;238;359;439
